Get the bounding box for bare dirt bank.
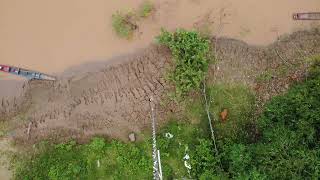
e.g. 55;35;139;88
2;46;173;144
1;28;320;145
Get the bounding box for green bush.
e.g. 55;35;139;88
157;29;211;97
253;65;320;179
190;139;223;178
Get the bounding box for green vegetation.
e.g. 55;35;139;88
256;70;274;83
208;84;256;141
0;121;8;137
157;29;211;97
112;1;154;39
13;138;152;179
138;1;154;18
252;60;320;179
308;55;320;77
256;64;292;83
157;120;207;178
189;59;320;179
255;53;316;83
112;11;137;39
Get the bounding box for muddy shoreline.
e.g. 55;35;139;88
0;28;320;145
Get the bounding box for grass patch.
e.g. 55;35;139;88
256;70;274;83
13;138;153;179
112;11;137;39
256;58;309;83
207;84;256;141
157;120;207;178
0;120;8;137
112;1;154;39
138;1;154;18
308;54;320;77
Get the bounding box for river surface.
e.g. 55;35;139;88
0;0;319;75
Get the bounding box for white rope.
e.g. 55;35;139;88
149;97;163;180
202;81;219;155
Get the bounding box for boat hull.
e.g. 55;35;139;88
0;65;56;81
293;12;320;20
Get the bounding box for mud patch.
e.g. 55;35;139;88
5;46;174;144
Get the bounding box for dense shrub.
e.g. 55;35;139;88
252;61;320;179
157;29;211;97
190;139;224;178
205;60;320;179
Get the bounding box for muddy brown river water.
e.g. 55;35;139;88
0;0;319;75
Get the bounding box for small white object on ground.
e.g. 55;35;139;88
183;154;190;160
165;132;173;139
129;132;136;142
184;161;192;170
